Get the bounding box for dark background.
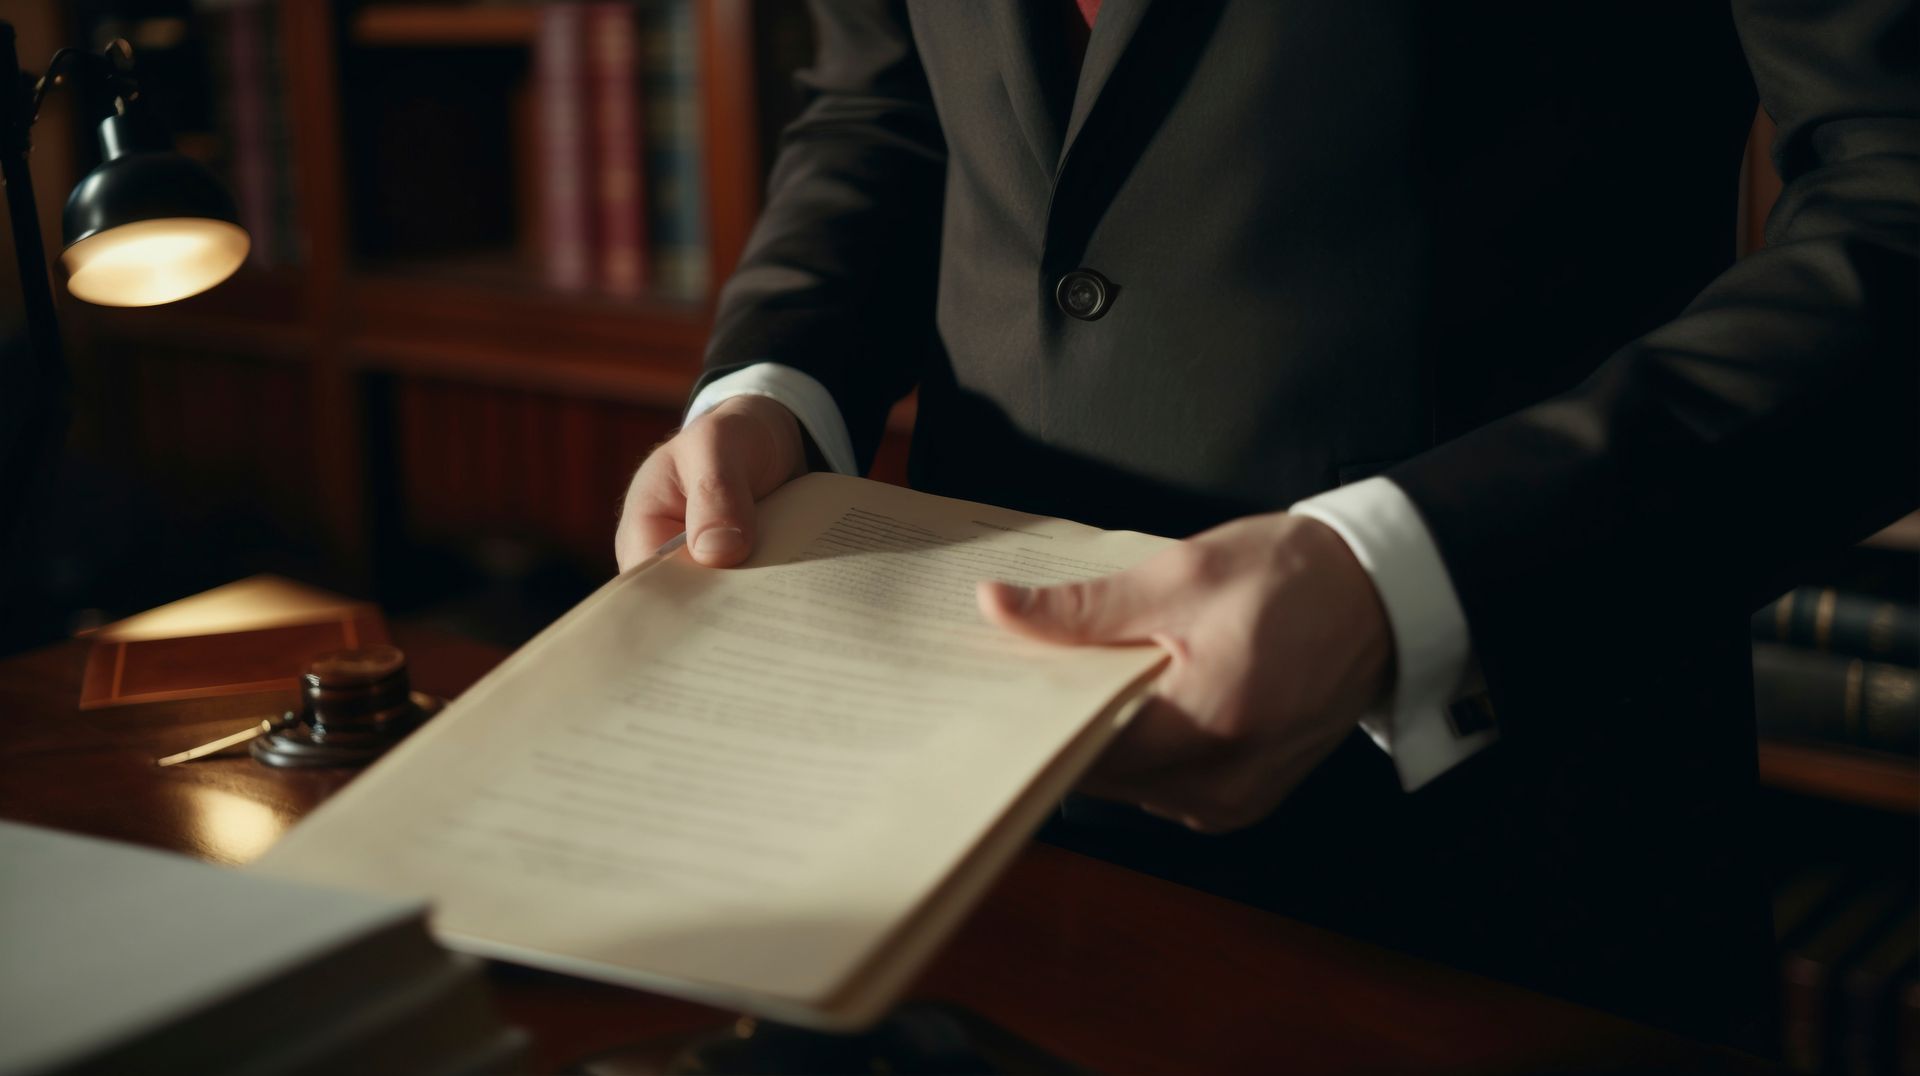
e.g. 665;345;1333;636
0;4;1912;1071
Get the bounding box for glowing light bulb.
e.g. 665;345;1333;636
61;217;250;307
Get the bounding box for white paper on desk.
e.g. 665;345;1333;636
253;473;1172;1028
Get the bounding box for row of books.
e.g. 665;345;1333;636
537;0;709;301
1754;587;1920;758
195;0;303;268
1774;865;1919;1075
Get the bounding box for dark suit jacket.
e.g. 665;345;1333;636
698;0;1919;1049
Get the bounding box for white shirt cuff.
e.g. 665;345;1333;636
686;363;860;477
1292;477;1493;791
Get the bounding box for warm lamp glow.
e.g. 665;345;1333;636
61;216;248;307
184;786;288;865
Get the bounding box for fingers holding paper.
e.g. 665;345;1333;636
978;513;1394;834
615;395;809;571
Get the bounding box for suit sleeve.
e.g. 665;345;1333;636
696;0;945;474
1385;0;1919;738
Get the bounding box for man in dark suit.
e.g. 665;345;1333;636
616;1;1917;1049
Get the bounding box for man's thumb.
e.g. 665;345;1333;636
977;573;1160;645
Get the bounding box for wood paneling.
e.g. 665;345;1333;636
391;376;680;571
84;346;323;551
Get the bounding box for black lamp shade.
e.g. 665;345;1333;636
59;113;249;307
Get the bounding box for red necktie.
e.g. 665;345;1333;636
1065;0;1102;75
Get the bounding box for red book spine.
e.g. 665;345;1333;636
536;3;593;292
587;2;649;297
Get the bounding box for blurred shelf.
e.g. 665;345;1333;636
346;257;710;403
1758;739;1919;814
351;4;540;48
67;265;313;360
348;333;698;405
352;251;704;301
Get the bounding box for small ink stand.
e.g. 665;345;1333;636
252;645;443;768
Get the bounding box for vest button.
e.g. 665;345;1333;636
1055;268;1112;321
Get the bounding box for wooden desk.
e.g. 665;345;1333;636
0;629;1773;1075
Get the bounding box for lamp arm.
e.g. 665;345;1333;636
28;48;90;120
0;22;64;363
28;40;138;128
0;20;72;578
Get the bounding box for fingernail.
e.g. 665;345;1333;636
693;527;746;562
998;583;1033;611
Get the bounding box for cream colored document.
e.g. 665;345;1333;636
254;474;1172;1028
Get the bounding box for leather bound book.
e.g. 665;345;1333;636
587;1;649;298
1840;908;1920;1076
1782;880;1913;1073
641;0;707;299
1752;642;1920;756
1755;587;1920;667
536;3;595;292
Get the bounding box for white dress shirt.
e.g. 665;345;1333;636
688;362;1494;791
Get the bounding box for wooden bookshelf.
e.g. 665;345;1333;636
45;0;802;596
345;256;712;369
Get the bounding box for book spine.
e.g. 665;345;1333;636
1840;912;1919;1075
224;0;277;267
587;2;649;298
536;3;594;292
643;0;708;301
1753;643;1920;756
1755;587;1920;667
260;1;302;265
1780;882;1912;1073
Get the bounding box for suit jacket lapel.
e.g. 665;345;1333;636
986;0;1069;178
1060;0;1155;168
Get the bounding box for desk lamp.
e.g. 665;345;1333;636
0;23;246;583
3;27;247;312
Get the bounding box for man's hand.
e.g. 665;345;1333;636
977;513;1392;833
614;395;808;571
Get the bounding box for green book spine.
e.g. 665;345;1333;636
1754;643;1920;756
1755;587;1920;667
